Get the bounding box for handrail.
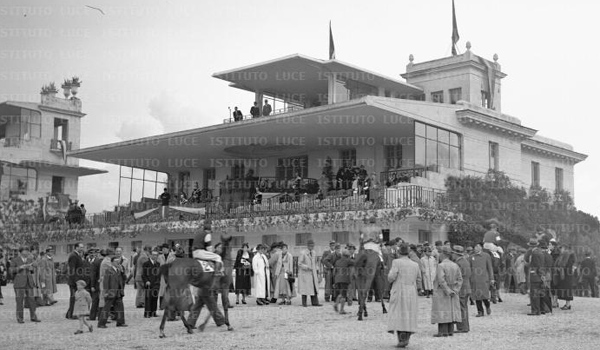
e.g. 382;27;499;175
380;167;427;186
222;105;304;123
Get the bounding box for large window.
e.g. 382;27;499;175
418;230;432;243
489;142;499;171
431;91;444;103
231;162;245;179
118;166;168;206
0;108;41;147
449;88;462;104
0;163;37;198
555;167;564;192
276;156;308;180
414;122;461;171
51;176;64;194
481;90;490;108
295;232;312;246
531;161;540;187
332;231;349;245
384;144;403;170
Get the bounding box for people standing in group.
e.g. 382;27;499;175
387;243;422;348
298;240;322;307
37;247;57;306
579;251;597;298
232;106;243;122
250;101;260;118
66;243;85;320
421;247;437;298
135;246;151;308
159;188;171;220
98;257;127;328
470;243;494;317
273;243;295;305
555;245;576;310
322;241;339;302
333;248;354;314
73;280;93;334
252;244;271;305
262;99;272;116
548;239;561;307
142;250;161;318
452;245;471;333
10;246;41;323
234;243;253;305
431;247;462;338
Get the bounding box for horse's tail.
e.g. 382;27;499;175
160;263;171;284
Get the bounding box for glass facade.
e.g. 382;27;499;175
414;121;461;171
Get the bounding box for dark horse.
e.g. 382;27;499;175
158;236;233;338
355;249;388;321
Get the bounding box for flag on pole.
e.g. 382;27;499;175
329;21;336;60
451;0;460;56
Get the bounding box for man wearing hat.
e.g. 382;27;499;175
298;240;322;307
89;248;103;320
346;244;358;304
38;247;57;306
323;242;342;302
525;237;545;315
322;240;337;302
387;243;422;348
10;246;41;323
431;246;462;337
452;245;471;333
470;243;494;317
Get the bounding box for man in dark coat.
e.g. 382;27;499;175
10;247;41;323
580;251;598;298
98;257;127;328
470;243;494;317
142;250;162;318
89;248;103;320
322;241;337;302
525;238;549;316
453;245;471;333
66;243;85;319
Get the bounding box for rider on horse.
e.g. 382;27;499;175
360;217;383;259
192;222;224;276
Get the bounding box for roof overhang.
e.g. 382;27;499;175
212;54;423;104
18;160;108;176
70;96;429;173
456;108;537;139
521;139;587;164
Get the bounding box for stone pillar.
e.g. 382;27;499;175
327;72;337;105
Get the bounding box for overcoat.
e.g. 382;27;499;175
252;253;271;299
431;258;463;324
297;249;319;296
158;252;176;299
37;254;57;294
274;251;295;298
514;254;527;284
470;252;493;300
420;255;437;290
455;255;472;297
386;256;421;333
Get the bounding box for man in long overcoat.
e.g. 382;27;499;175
453;245;472;333
11;247;41;323
66;243;85;319
298;240;322;307
387;243;422;348
470;243;494;317
431;247;462;337
37;247;57;306
134;246;151;308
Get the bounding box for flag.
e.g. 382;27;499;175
451;0;460;56
329;21;336;60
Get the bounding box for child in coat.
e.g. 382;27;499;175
74;280;93;334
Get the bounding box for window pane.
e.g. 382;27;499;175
144;169;156;181
132;168;144;180
438;143;449;168
426;125;437;140
415;122;425;137
426;139;437;168
157;172;168;184
30;124;41;138
121;166;132;178
450;133;459;146
449;146;460;169
438;130;450;144
415;137;426;167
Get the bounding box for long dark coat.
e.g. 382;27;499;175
470;252;493;300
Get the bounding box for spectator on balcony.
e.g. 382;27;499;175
250;102;260;118
191;183;201;203
262;99;272;116
159;188;171;220
80;204;86;216
232;106;243;122
179;191;189;206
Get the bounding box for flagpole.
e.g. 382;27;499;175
451;0;460;56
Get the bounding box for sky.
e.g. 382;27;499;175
1;0;598;219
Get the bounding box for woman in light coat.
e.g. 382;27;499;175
387;243;422;348
274;244;295;305
514;249;528;294
420;247;437;297
252;244;271;305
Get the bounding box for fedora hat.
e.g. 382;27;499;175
527;238;539;247
307;239;315;246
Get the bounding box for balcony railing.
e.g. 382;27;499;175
50;138;72;152
380;167;427;187
222;105;304;123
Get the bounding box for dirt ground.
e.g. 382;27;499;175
0;284;598;350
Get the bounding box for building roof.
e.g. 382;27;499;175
0;101;42;112
212;53;423;104
18;160;108;177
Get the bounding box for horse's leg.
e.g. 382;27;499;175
198;313;211;332
357;283;364;321
204;293;233;331
221;285;229;324
180;311;194;334
159;311;168;338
